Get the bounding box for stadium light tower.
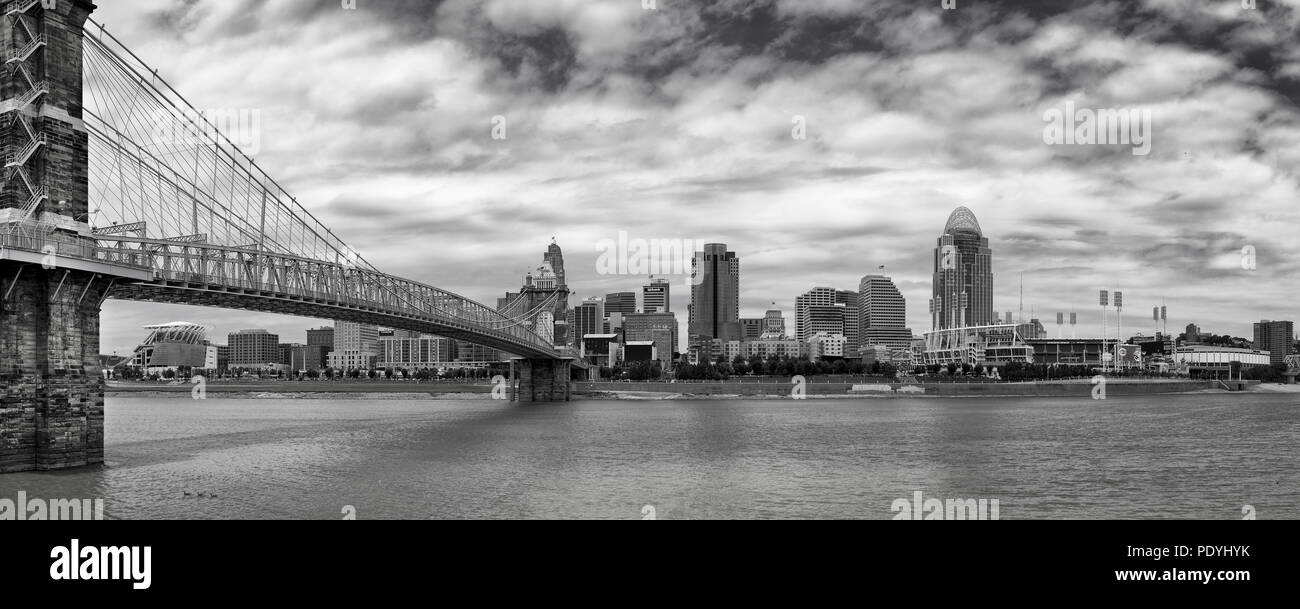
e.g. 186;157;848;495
1100;290;1109;372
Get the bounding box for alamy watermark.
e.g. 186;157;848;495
891;491;1000;520
50;539;151;590
491;375;508;400
1;491;104;520
1042;101;1152;156
595;231;706;291
150;108;262;156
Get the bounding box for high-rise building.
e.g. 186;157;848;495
688;243;741;343
229;329;281;368
797;287;848;342
1185;323;1201;344
544;238;566;287
333;321;378;352
931;206;993;329
329;321;379;371
642;278;671;313
280;343;326;372
836;289;859;353
858;274;912;352
574;298;605;343
605;292;637;315
740;318;764;340
306;326;334;349
1254;320;1294;366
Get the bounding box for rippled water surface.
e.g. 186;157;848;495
1;393;1296;519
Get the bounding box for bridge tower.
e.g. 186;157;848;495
0;0;114;472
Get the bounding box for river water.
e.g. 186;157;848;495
1;393;1296;519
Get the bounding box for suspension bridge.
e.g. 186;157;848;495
0;1;574;473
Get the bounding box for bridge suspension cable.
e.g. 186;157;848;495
78;20;562;349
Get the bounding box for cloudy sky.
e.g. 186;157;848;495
94;0;1300;354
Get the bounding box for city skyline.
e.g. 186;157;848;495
94;1;1298;354
99;205;1297;356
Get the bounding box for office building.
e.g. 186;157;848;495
334;321;378;353
544;238;566;287
573;298;604;345
688;243;741;343
1254;320;1294;366
280;343;326;372
858;274;912;353
329;321;378;371
797;287;850;341
740;318;764;341
306;326;334;349
623;312;678;367
642;278;671;313
836;290;859;352
229;329;282;369
931;206;993;329
604;291;637;315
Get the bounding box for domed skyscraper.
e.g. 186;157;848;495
931;206;993;330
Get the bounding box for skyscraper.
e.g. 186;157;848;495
836;289;859;354
574;297;605;341
688;244;741;342
858;274;911;352
642;277;671;313
604;292;637;315
931;206;993;329
544;238;566;287
1254;320;1294;366
796;287;848;342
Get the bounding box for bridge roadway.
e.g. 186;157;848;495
2;231;563;360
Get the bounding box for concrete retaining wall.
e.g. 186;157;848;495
576;380;1215;397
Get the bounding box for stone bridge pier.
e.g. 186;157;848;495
0;0;114;472
510;358;573;402
0;265;112;472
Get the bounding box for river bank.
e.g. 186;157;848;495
574;379;1257;399
105;380;493;399
101;378;1296;400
